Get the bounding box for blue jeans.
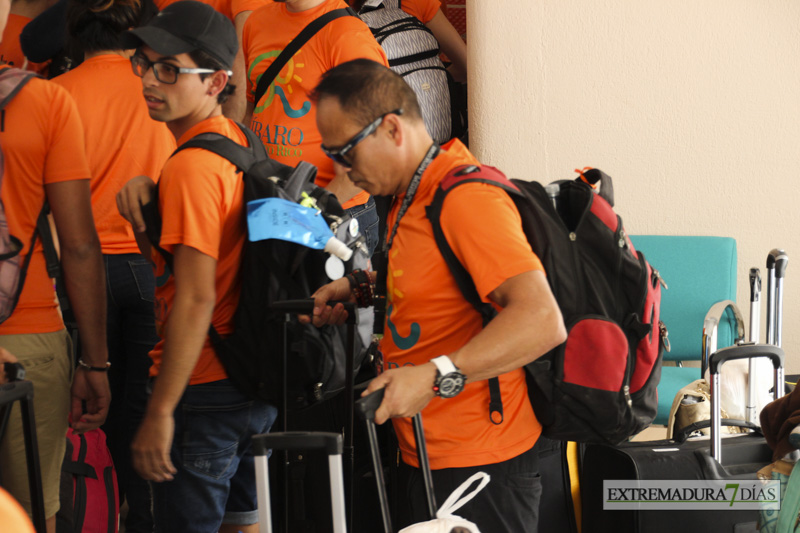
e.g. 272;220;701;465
151;379;278;533
101;253;159;533
345;196;379;257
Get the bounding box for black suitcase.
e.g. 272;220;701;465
581;344;782;533
580;249;789;533
0;363;46;533
266;299;361;533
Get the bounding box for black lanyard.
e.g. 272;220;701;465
383;143;441;253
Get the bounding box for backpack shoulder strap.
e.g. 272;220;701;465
172;122;266;171
0;68;38;111
425;164;521;322
253;7;356;107
425;164;523;425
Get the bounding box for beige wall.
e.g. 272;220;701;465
467;0;800;372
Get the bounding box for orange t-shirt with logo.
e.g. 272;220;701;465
242;0;387;208
0;67;92;335
53;54;176;254
148;116;247;385
382;139;543;470
0;15;48;75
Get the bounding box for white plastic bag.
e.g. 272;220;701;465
704;357;773;422
399;472;490;533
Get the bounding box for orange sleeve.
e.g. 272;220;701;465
44;83;91;185
399;0;440;23
157;150;228;260
325;18;389;68
440;182;543;302
232;0;267;18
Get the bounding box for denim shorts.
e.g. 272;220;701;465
150;379;277;532
345;195;379;257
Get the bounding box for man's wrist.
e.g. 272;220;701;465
431;355;466;398
77;358;111;372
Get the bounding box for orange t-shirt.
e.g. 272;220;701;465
361;0;439;23
230;0;268;18
0;15;48;75
148;116;247;385
154;0;266;21
0;67;91;335
154;0;233;20
242;0;387;208
53;54;176;255
400;0;439;23
383;139;543;470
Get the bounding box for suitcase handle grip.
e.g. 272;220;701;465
271;298;356;318
354;388;385;421
3;362;25;382
0;379;34;405
707;343;784;375
251;431;343;456
767;249;789;278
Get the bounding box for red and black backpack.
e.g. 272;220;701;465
426;166;666;445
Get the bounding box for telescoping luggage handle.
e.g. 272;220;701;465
0;363;46;533
355;388;439;533
708;344;784;463
766;249;789;347
252;432;346;533
270;299;357;533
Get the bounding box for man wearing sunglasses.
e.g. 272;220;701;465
307;59;567;533
116;3;277;532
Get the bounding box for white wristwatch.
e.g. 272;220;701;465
431;355;466;398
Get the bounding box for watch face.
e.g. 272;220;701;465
437;372;465;398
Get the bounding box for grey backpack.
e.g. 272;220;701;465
358;0;464;144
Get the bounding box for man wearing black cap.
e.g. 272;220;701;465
116;3;277;532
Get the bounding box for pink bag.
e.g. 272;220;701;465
60;428;119;533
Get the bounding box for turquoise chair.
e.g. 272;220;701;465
630;235;740;426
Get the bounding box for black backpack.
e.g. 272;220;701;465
426;166;666;444
358;0;467;145
145;123;372;409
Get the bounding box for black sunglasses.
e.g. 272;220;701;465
321;108;403;167
130;54;229;85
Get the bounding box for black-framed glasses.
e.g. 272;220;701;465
130;53;228;85
321;108;403;167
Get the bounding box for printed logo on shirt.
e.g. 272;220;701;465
386;250;421;350
248;121;304;158
249;50;312;117
249;49;312;159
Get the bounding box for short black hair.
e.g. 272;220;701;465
188;48;236;105
310;59;422;127
67;0;158;55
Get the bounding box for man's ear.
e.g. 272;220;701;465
383;111;404;146
206;70;230;98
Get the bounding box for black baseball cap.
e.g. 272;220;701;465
121;1;237;70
